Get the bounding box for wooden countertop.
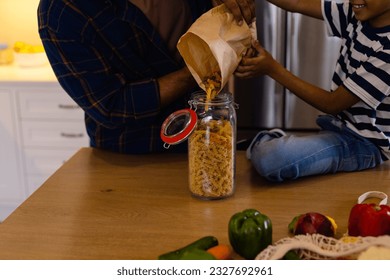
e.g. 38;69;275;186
0;63;57;84
0;148;389;260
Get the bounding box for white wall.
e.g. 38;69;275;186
0;0;41;46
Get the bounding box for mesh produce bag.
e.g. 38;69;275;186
256;234;390;260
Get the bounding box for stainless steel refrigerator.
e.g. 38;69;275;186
233;1;342;136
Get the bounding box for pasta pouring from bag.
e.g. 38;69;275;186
177;4;256;97
204;72;222;101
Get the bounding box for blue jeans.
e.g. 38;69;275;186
246;115;385;182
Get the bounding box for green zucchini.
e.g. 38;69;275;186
158;236;218;260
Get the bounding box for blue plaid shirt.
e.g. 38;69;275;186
38;0;212;154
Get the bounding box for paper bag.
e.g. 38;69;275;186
177;4;256;94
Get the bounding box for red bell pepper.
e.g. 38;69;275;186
348;203;390;237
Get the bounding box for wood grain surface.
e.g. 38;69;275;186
0;148;389;259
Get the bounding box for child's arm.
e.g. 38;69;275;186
235;41;360;115
222;0;322;24
267;0;323;19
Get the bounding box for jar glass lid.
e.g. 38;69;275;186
160;109;197;146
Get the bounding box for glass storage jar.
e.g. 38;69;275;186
161;91;237;200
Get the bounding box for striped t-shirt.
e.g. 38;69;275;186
322;0;390;159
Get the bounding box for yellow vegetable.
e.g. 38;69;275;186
340;236;361;243
326;215;338;234
13;41;45;53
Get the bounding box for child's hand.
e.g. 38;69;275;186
235;40;276;79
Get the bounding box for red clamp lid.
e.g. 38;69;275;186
160;109;197;146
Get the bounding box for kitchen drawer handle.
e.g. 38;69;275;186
58;104;80;110
60;132;84;138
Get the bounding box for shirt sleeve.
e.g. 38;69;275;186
44;38;162;130
343;47;390;109
322;0;350;38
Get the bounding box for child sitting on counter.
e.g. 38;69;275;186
235;0;390;182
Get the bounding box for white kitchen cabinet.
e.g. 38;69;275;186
17;88;89;195
0;89;25;221
0;65;89;221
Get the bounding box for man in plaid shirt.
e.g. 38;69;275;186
38;0;254;154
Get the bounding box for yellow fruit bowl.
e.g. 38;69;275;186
13;51;49;67
13;41;49;67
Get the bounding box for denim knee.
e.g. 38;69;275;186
250;140;289;182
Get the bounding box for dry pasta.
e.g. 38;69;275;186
188;119;234;199
203;72;222;102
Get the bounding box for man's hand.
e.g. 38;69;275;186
222;0;256;25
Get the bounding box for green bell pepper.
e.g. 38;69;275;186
228;209;272;259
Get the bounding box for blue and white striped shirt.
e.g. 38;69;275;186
322;0;390;159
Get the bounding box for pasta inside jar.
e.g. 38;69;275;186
188;119;234;199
